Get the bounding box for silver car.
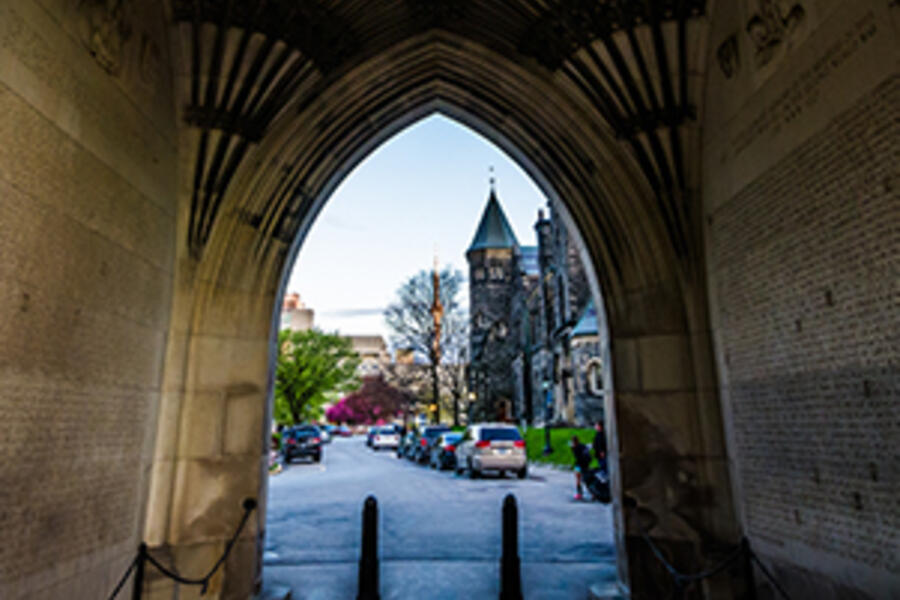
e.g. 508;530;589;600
455;424;527;479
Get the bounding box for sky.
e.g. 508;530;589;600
286;114;548;340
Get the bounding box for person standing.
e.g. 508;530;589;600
592;421;607;474
571;435;592;500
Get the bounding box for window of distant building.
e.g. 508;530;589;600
586;357;603;396
489;266;504;280
556;273;566;328
474;267;486;281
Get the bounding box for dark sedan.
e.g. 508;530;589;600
282;425;323;463
429;432;463;470
413;425;452;463
397;431;416;458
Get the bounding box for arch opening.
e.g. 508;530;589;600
153;29;737;600
262;112;619;598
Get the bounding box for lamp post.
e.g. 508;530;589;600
542;378;553;455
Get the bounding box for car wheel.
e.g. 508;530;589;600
314;453;321;463
517;466;527;479
468;459;479;479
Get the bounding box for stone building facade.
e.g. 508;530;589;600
467;190;605;425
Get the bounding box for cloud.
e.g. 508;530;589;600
321;307;386;318
321;215;365;232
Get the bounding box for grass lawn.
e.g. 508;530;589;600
522;427;598;469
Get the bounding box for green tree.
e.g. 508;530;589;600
274;329;360;426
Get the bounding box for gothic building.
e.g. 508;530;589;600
466;188;606;425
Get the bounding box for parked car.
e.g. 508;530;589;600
455;424;526;479
413;425;452;463
371;425;401;450
336;425;353;437
429;432;463;470
365;426;378;447
282;425;323;463
397;431;416;458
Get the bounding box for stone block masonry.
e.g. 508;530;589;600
710;74;899;595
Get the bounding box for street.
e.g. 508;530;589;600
264;436;617;599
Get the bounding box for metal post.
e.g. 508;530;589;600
132;543;146;600
499;494;523;600
357;496;380;600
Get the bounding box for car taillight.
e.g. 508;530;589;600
446;445;456;452
514;440;525;448
313;437;320;443
420;438;428;446
475;440;490;449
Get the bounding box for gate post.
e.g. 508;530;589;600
357;495;380;600
499;494;523;600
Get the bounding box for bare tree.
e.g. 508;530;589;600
384;267;465;423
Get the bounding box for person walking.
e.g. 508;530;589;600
570;435;592;500
592;420;607;475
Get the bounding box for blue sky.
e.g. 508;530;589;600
285;114;547;338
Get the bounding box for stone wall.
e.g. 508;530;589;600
0;1;176;598
703;1;899;597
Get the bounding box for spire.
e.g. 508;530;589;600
467;178;519;253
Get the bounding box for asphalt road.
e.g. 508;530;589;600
264;436;616;599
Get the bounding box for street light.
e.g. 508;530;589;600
542;378;553;455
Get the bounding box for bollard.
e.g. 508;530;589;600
499;494;523;600
357;495;380;600
131;543;146;600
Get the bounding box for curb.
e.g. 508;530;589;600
589;583;626;600
255;584;292;600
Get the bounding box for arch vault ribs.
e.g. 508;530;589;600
519;0;707;259
172;0;360;256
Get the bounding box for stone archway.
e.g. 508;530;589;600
144;25;738;598
3;1;895;599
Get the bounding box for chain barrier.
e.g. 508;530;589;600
637;526;793;600
105;498;257;600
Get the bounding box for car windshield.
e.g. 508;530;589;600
290;428;319;438
423;427;450;439
377;427;396;434
480;427;521;441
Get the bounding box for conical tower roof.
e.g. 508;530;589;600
467;190;519;253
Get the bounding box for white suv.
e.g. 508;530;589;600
371;425;400;450
455;423;527;479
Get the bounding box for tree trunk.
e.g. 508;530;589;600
431;360;440;424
